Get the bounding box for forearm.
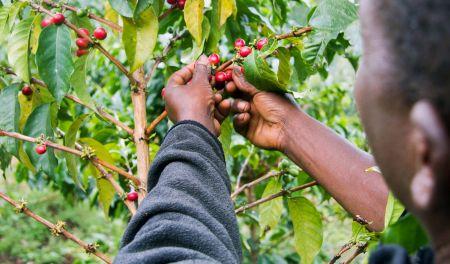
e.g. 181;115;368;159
115;121;241;263
282;109;388;231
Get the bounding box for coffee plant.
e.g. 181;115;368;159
0;0;428;263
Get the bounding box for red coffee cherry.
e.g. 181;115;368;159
77;28;90;38
239;46;252;57
208;53;220;65
126;191;138;201
234;38;245;49
177;0;186;9
256;38;268;50
22;85;33;96
76;38;90;49
215;71;227;83
76;49;89;57
93;27;107;40
52;13;65;25
41;18;53;28
225;69;233;81
167;0;177;5
35;145;47;155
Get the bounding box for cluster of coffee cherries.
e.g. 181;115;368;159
74;27;108;57
167;0;186;10
209;37;269;87
40;13;108;57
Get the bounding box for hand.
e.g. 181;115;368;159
164;55;231;136
226;67;300;151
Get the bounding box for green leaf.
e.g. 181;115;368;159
6;1;25;30
36;25;74;102
276;47;291;85
23;103;58;176
123;7;158;73
0;5;10;42
7;16;35;83
381;213;429;253
30;15;42;54
71;55;95;108
384;192;405;228
97;177;115;216
259;178;283;234
0;84;20;157
218;117;232;158
79;138;115;164
309;0;358;34
288;197;323;264
184;0;204;46
134;0;153;19
243;51;287;92
291;47;313;84
64;114;90;189
218;0;234;27
109;0;134;17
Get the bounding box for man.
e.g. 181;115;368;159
115;0;449;263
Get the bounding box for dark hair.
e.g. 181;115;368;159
377;0;450;129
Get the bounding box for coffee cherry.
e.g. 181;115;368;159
52;13;65;25
234;38;245;49
93;27;107;40
256;38;268;50
126;191;138;201
225;69;233;81
41;18;53;28
77;28;90;38
239;46;252;57
208;53;220;65
35;145;47;155
215;71;227;83
167;0;177;5
76;8;87;17
177;0;186;9
21;85;32;96
76;49;89;57
76;38;90;49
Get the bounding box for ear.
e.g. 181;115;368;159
409;100;449;210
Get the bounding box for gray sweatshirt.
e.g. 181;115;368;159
114;121;242;264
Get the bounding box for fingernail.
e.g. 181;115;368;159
238;101;247;112
198;55;208;65
234;67;242;76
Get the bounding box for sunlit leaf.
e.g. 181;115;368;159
184;0;204;46
259;178;283;234
71;55;95;108
7;16;35;83
79;137;115;164
276;47;291;85
384;192;405;228
243;51;287;92
109;0;134;17
218;0;234;27
65;114;90;189
288;197;323;264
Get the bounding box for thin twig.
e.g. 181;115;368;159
0;192;112;264
329;242;356;264
42;0;122;32
275;26;313;40
343;243;368;264
0;67;134;136
0;130;140;185
235;146;254;191
235;181;318;214
91;162;137;215
231;170;282;200
27;2;136;84
145;111;168;136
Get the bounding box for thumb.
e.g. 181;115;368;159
232;66;258;96
191;55;211;85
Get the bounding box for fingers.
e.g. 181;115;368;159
232;67;259;96
215;99;231;123
225;81;236;94
191;55;211;85
231;99;250;114
167;62;195;87
233;113;251;135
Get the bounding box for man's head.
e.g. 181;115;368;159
355;0;450;234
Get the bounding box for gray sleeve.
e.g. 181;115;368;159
114;121;242;264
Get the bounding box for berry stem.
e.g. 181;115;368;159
0;191;112;264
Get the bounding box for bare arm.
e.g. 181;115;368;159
228;67;388;231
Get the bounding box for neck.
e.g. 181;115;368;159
428;222;450;263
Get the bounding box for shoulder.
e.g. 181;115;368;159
369;245;434;264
